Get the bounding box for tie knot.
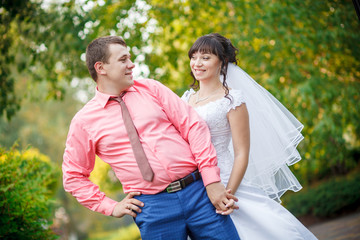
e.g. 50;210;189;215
110;97;122;103
120;91;127;98
110;92;126;103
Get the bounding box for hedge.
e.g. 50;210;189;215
0;147;59;239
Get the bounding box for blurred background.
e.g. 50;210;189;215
1;0;359;239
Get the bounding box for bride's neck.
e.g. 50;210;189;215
198;79;223;95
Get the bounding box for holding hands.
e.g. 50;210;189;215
205;182;239;215
111;192;144;218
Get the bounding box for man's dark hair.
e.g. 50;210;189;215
86;36;127;82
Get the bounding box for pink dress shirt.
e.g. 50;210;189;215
62;79;220;216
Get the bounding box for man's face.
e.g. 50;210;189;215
102;44;135;91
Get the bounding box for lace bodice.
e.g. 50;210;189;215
182;89;246;183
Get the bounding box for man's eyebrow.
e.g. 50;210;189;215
118;54;131;59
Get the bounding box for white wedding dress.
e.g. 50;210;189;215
182;89;317;240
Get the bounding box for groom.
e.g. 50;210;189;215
62;36;240;239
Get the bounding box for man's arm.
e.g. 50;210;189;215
62;118;118;216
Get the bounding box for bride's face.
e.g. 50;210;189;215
190;51;221;82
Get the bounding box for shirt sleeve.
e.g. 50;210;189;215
62;117;118;216
151;80;221;186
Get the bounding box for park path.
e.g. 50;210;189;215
308;212;360;240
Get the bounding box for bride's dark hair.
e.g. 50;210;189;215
188;33;238;98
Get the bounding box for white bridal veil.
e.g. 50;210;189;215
224;63;304;202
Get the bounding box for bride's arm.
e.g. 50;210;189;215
226;103;250;193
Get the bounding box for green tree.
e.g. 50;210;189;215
0;0;91;119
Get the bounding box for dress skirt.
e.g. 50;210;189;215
230;182;318;240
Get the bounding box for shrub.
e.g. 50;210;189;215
0;147;59;239
282;172;360;218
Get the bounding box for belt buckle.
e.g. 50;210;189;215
166;181;182;193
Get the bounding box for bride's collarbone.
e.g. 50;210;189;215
189;91;226;107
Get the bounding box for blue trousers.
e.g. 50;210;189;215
134;179;240;240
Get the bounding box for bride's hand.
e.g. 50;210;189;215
215;189;239;215
205;182;238;215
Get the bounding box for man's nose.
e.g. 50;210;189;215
128;60;135;69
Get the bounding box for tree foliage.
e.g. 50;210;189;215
0;0;91;119
0;147;59;239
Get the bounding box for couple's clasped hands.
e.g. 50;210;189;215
205;182;239;215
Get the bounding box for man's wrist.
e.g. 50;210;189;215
201;167;221;186
96;197;118;216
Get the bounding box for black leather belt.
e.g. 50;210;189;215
162;170;201;193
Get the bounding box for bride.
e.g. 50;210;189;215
182;33;318;240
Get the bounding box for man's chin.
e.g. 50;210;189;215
124;80;134;89
127;75;134;82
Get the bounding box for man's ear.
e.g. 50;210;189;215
94;61;106;75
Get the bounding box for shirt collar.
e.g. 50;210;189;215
95;85;137;108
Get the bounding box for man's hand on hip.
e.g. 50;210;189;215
111;192;144;218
